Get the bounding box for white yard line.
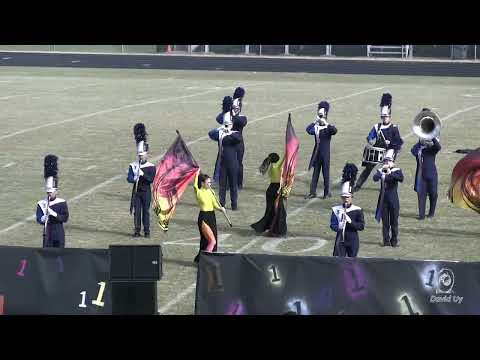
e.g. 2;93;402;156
85;165;97;171
0;83;98;101
2;162;15;168
0;82;269;141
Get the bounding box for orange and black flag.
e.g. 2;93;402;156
448;150;480;214
152;131;199;231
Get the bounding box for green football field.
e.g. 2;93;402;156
0;66;478;314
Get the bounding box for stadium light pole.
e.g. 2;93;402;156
205;45;209;53
245;45;250;55
285;45;289;55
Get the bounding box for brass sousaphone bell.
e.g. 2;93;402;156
412;109;442;141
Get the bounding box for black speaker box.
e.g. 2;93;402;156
111;282;157;315
109;245;162;281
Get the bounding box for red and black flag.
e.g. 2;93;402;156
279;113;300;198
152;131;199;231
269;114;299;236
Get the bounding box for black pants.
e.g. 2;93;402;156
219;165;238;209
310;158;330;196
382;200;399;246
355;163;376;190
236;141;245;189
333;235;359;257
134;191;151;234
43;223;65;248
417;179;438;218
251;183;280;233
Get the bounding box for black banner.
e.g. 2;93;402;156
195;253;480;315
0;246;110;315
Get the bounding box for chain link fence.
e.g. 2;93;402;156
0;45;477;60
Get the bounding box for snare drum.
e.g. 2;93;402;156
362;145;386;165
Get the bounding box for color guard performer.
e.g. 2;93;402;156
127;123;156;238
193;170;226;263
305;101;337;199
330;164;364;257
36;155;69;248
373;149;404;247
209;114;242;210
411;130;441;220
354;93;403;192
251;152;285;233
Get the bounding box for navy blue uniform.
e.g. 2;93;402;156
356;123;403;190
127;161;156;235
217;113;247;189
306;122;337;196
36;197;69;248
330;204;365;257
209;128;242;209
373;167;404;246
411;138;441;218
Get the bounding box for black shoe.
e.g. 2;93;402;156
391;242;399;248
231;206;238;211
193;255;199;263
133;232;140;238
417;216;425;220
144;232;150;238
304;193;316;199
322;193;332;199
381;241;391;247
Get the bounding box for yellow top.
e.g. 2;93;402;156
193;171;222;211
268;155;285;183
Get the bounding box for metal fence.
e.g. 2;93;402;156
0;45;478;60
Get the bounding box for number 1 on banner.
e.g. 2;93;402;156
425;270;435;287
78;291;87;308
294;301;302;315
269;265;281;283
92;282;106;307
16;259;27;277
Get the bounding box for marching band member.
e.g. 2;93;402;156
251;152;285;233
373;149;404;247
305;101;337;199
36;155;69;248
127;123;156;238
354;93;403;192
232;87;247;190
193;170;226;263
209;114;242;210
411;118;441;220
216;93;248;190
330;164;364;257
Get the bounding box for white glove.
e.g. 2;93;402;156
47;207;58;218
385;140;391;145
41;215;47;223
338;220;345;230
368;138;376;145
345;214;352;224
221;207;226;213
